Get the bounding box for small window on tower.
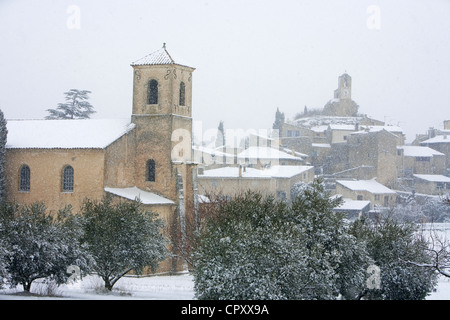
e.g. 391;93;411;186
148;80;158;104
179;82;186;106
146;159;156;182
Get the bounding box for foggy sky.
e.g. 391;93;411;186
0;0;449;143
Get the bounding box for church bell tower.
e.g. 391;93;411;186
130;43;196;204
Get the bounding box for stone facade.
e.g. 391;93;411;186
5;45;198;273
347;129;399;187
6;148;106;213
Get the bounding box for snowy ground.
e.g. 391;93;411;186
429;276;450;300
1;223;450;300
0;273;195;300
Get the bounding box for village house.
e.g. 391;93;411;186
412;174;450;196
397;146;446;177
197;165;314;202
335;179;397;209
5;44;198;273
279;122;315;157
327;124;357;144
323;128;400;187
420;134;450;175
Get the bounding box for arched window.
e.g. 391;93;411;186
179;81;186;106
148;79;158;104
62;165;74;192
146;159;156;182
19;165;30;192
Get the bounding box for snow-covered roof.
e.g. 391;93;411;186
413;174;450;183
193;145;235;158
237;146;303;161
398;146;444;157
6;118;135;149
334;197;371;211
329;124;356;131
336;179;396;194
105;186;175;205
312;143;331;148
289;116;363;128
199;165;313;179
350;128;399;139
131;44;193;69
421;135;450;144
360;125;403;133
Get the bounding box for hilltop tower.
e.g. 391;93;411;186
323;73;359;117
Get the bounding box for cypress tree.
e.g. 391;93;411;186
0;109;7;203
272;107;285;131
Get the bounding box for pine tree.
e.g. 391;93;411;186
0;109;7;203
46;89;96;119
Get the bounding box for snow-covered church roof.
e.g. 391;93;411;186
131;43;194;69
6;118;135;149
105;186;175;205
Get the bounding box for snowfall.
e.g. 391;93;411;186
1;224;450;300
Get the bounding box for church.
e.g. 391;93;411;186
4;44;198;272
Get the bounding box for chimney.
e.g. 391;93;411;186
428;128;436;139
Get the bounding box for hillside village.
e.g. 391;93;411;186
2;45;448;276
194;73;450;219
